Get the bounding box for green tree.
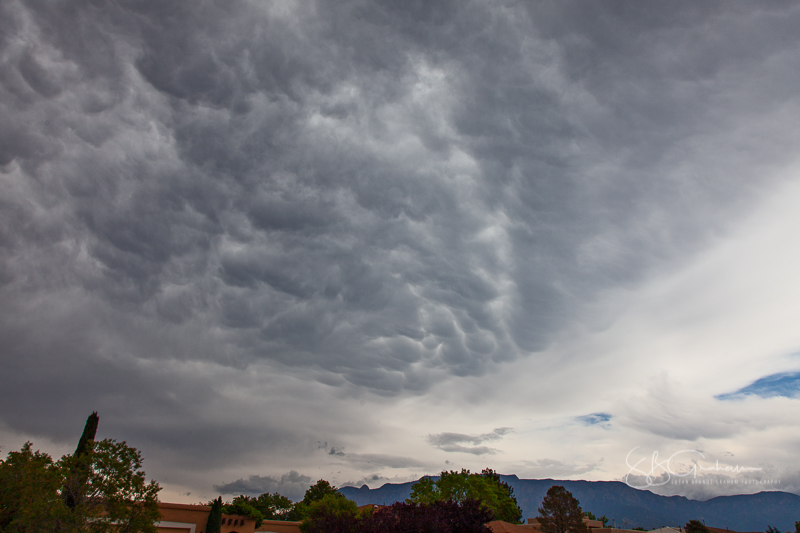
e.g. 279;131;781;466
361;499;492;533
765;527;781;533
0;437;160;533
64;411;99;511
222;496;265;528
206;497;223;533
538;485;589;533
299;493;359;533
685;520;710;533
795;521;800;533
0;442;72;532
252;492;295;520
75;413;100;456
60;438;161;533
407;469;522;523
303;479;342;504
291;479;346;521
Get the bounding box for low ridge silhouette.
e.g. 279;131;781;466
339;476;799;531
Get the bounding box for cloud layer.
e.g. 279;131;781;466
215;471;312;502
427;428;512;455
2;0;800;502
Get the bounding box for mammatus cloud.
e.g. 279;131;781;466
3;0;800;502
427;427;512;455
214;471;312;502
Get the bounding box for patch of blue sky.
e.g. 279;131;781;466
715;370;800;400
576;412;612;426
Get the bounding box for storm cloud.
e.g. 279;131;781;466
214;471;312;501
427;427;512;455
3;0;800;501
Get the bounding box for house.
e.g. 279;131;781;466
524;517;605;529
254;520;302;533
156;502;257;533
487;520;544;532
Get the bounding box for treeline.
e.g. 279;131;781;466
0;412;161;533
210;479;341;527
212;468;523;532
7;412;699;533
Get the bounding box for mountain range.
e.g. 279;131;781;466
339;477;800;532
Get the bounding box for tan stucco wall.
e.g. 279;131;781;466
157;502;256;533
255;520;302;533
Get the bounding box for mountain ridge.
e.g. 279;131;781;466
339;476;799;531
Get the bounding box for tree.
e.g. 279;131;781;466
303;479;342;505
766;527;782;533
60;438;161;533
685;520;710;533
75;412;101;457
299;493;359;533
477;468;523;523
64;411;99;511
361;499;492;533
221;496;264;528
795;521;800;533
0;442;72;532
0;437;160;533
291;479;347;521
407;469;522;523
206;497;223;533
538;485;589;533
252;492;294;520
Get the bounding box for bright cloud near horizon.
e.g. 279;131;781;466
3;0;800;505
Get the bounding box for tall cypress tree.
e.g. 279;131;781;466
207;497;223;533
74;412;99;456
63;412;100;510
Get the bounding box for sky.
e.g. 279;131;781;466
2;0;800;505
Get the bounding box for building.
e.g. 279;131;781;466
254;520;302;533
156;502;258;533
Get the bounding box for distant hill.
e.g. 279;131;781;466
340;477;800;532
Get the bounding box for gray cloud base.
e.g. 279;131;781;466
214;471;312;502
427;428;512;455
2;0;800;497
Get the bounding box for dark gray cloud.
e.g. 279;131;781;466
435;445;498;456
427;427;512;454
2;0;800;497
328;447;346;457
214;471;312;501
